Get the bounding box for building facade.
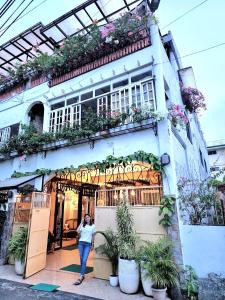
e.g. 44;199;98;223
0;0;209;279
207;140;225;179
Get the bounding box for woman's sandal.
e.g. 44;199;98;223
74;276;84;285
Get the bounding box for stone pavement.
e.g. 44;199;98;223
0;265;149;300
0;278;101;300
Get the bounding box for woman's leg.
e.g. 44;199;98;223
80;243;91;277
78;242;84;275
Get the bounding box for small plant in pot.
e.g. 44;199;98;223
141;237;179;300
116;191;139;294
7;227;28;275
95;229;119;287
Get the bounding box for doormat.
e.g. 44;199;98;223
60;264;93;274
30;283;60;292
62;244;78;251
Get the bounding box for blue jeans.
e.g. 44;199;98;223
78;241;91;276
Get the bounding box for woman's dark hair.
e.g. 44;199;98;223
83;214;93;227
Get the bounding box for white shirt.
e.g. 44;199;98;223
79;224;96;243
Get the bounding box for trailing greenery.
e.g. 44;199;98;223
95;229;119;276
7;227;28;262
140;237;179;289
181;265;199;300
116;191;138;260
159;195;176;226
0;11;148;93
11;150;162;178
0;107;164;157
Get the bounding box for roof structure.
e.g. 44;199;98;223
0;0;156;76
0;174;42;190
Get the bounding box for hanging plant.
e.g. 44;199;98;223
182;87;206;113
168;104;189;129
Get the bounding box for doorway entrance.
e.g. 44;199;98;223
51;182;97;250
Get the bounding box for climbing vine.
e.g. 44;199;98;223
11;151;163;178
159;195;176;226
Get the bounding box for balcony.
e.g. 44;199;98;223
0;11;150;100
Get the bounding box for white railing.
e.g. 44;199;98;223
95;186;162;207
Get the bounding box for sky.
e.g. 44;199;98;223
0;0;224;143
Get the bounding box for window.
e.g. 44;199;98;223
81;91;93;101
131;71;152;83
113;79;128;89
49;105;81;132
67;96;79;106
49;75;155;133
95;85;110;96
208;150;217;155
132;81;155;109
51;101;65;110
0;126;11;145
111;88;129;114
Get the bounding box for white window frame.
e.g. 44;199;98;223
49;71;155;133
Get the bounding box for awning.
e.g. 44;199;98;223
0;174;42;191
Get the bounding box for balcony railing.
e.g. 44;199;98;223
95;186;162;207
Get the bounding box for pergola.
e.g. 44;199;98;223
0;0;160;75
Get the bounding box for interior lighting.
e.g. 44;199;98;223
131;190;135;197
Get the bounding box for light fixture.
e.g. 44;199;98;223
160;153;170;166
113;192;118;200
131;190;135;197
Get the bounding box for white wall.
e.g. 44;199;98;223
0;127;158;180
180;225;225;278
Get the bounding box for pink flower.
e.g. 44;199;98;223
100;23;115;39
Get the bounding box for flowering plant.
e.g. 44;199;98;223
168;104;189;128
0;10;149;93
182;87;206;113
131;105;165;123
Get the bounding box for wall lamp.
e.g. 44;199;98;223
160;153;170;166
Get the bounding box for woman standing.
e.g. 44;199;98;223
74;214;96;285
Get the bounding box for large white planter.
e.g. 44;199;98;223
109;275;119;287
140;262;153;296
118;258;140;294
15;259;25;275
152;287;167;300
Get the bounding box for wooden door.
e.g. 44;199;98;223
24;192;51;278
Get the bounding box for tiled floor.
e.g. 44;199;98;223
0;247;155;300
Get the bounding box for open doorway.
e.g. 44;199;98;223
46;181;97;274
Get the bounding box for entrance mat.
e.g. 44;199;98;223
62;244;78;251
60;264;93;274
30;283;60;292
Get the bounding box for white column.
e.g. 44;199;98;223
43;102;51;132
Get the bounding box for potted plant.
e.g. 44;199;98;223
95;229;119;286
7;227;28;275
116;191;139;294
141;238;179;300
